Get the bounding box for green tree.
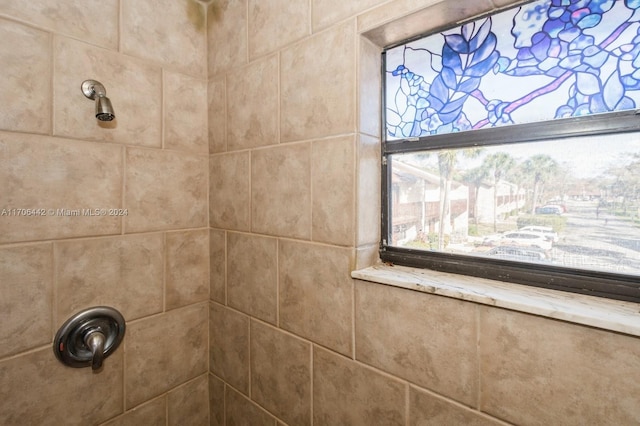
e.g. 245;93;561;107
522;154;559;214
437;148;481;248
482;152;516;231
462;166;490;227
505;162;528;215
603;153;640;213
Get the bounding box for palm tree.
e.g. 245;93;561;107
437;148;481;248
462;166;490;227
522;154;558;214
482;152;516;231
505;162;527;214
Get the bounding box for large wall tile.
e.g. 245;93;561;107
227;55;279;151
226;387;277;426
164;71;208;154
0;0;118;50
410;386;502;426
210;229;226;304
208;0;248;76
0;132;122;243
125;148;208;232
279;241;353;356
312;0;387;31
168;375;210;426
313;347;406;426
53;37;162;147
210;151;251;231
0;20;51;134
122;0;207;76
357;0;443;33
252;144;311;238
209;303;250;395
281;21;355;142
0;244;52;358
208;76;227;154
355;280;479;406
355;244;379;270
209;374;225;426
227;232;277;323
480;307;640;425
251;320;311;426
102;397;166;426
0;347;123;425
55;234;164;322
358;34;381;248
311;136;355;246
359;37;381;138
125;304;208;408
248;0;310;59
359;0;494;47
166;230;210;311
492;0;523;7
357;134;381;245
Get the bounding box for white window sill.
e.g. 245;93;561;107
352;264;640;337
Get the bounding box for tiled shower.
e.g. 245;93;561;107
1;0;639;425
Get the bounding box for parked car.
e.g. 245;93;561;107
485;245;550;262
535;205;563;215
482;230;553;250
519;225;559;243
481;233;503;246
498;231;553;250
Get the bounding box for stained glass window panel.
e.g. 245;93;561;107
385;0;640;141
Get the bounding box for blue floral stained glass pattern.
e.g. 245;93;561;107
385;0;640;140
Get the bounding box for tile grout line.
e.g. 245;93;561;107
121;146;127;235
224;230;228;306
405;382;410;426
49;31;54;137
165;394;169;426
117;0;122;53
161;69;166;150
50;242;57;343
223;383;227;426
276;238;280;327
223;72;228;153
309;141;314;241
309;343;314;426
247;316;252;400
277;49;281;145
162;232;167;313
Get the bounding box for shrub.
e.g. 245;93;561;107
516;215;567;232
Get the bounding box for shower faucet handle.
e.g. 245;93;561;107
53;306;125;372
84;329;106;371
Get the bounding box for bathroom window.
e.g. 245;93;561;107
381;0;640;302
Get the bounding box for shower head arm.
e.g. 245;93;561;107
82;80;107;100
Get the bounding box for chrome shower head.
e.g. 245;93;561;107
81;79;116;122
95;95;115;122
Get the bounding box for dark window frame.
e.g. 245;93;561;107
380;54;640;302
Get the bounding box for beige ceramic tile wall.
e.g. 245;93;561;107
209;0;640;425
3;0;640;424
0;0;210;423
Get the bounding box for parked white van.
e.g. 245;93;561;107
519;225;559;243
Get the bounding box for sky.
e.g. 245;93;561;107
400;131;640;180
